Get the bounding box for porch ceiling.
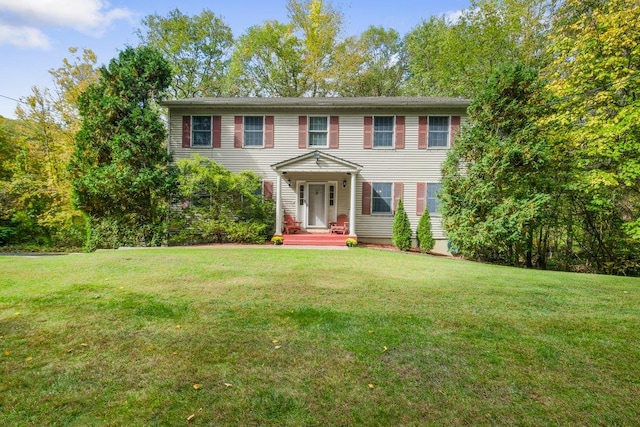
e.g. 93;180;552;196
271;150;362;174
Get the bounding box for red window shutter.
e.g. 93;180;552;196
265;116;274;148
395;116;405;149
362;181;371;215
298;116;307;149
363;116;373;149
329;116;339;149
182;116;191;148
234;116;243;148
450;116;461;146
418;116;427;149
416;182;426;216
393;182;404;212
212;116;221;148
263;180;274;199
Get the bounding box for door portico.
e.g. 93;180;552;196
271;151;362;236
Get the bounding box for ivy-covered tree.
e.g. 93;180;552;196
441;62;557;268
392;199;412;251
69;46;172;249
169;154;274;245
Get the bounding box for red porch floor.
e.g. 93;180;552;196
282;231;356;246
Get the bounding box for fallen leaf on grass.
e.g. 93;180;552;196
272;339;279;344
80;343;88;347
368;384;375;389
274;345;281;349
3;350;9;356
382;346;388;352
25;356;33;362
193;384;202;390
224;383;233;387
186;414;195;421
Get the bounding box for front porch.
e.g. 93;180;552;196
281;230;356;246
271;150;363;243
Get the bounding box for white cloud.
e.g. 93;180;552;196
0;23;50;49
444;9;465;24
0;0;133;48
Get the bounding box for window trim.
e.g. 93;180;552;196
373;116;395;149
371;182;393;215
428;116;450;149
308;116;329;148
426;182;442;216
243;115;265;148
191;115;212;147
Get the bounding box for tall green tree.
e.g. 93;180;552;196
228;21;307;97
137;9;234;98
287;0;343;96
334;26;406;96
0;48;99;248
229;0;343;97
441;62;557;268
542;0;640;273
69;46;172;249
405;0;554;98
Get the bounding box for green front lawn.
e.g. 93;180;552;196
1;247;639;425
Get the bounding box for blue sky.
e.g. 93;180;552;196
0;0;470;119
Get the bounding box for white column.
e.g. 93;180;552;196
349;172;357;236
275;174;283;235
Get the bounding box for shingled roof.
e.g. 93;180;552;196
161;96;471;111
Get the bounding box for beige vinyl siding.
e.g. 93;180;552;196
168;109;466;242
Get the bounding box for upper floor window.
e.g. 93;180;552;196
244;116;264;147
308;116;328;147
372;182;393;214
427;182;442;214
191;116;212;147
428;116;450;148
373;116;394;148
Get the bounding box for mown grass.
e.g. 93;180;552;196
1;247;639;426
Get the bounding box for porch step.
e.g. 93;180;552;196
283;233;356;246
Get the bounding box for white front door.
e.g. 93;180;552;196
307;184;326;227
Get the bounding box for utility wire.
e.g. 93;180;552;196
0;94;27;105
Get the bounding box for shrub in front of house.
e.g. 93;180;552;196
392;199;412;251
416;212;435;253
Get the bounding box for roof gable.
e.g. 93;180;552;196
271;150;362;173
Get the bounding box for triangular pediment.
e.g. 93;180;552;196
271;150;362;173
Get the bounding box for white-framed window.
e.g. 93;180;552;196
427;182;442;214
244;116;264;147
428;116;450;148
372;182;393;214
308;116;328;147
192;116;212;147
373;116;394;148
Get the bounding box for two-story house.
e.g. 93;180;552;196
161;97;470;252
